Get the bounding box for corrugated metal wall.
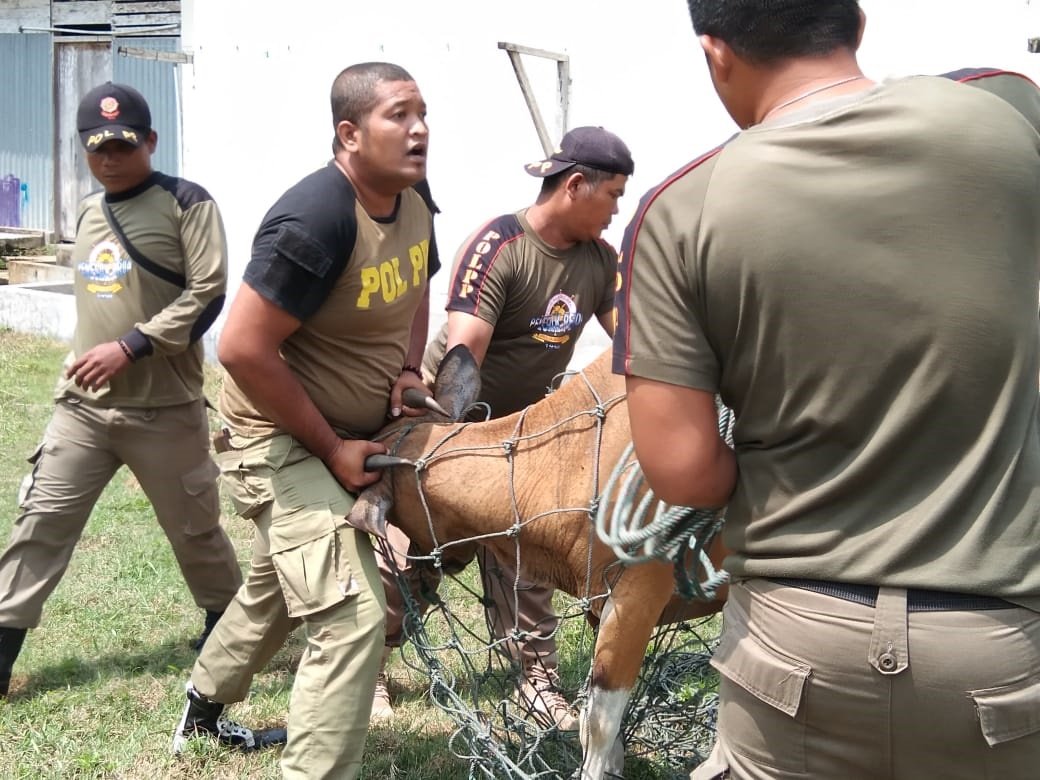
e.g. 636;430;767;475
114;37;180;176
0;33;53;230
0;32;180;233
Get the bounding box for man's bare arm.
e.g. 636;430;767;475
390;285;432;417
218;282;385;491
444;310;494;367
626;376;736;508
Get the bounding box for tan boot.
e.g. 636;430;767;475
516;664;578;731
370;646;394;724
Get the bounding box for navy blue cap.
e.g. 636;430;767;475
77;82;152;151
525;126;634;178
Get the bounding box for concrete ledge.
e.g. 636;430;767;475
6;258;72;285
0;282;76;342
0;230;45;253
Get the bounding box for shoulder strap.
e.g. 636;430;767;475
101;197;187;289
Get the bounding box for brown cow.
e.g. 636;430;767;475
350;345;726;780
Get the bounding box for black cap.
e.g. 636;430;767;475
524;126;634;178
77;82;152;152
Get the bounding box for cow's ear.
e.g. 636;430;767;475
433;345;482;420
346;481;393;539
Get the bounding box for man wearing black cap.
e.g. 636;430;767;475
375;125;633;730
0;82;242;698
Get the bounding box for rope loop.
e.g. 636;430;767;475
593;401;735;601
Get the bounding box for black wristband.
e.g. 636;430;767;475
401;364;423;379
119;328;154;361
116;338;136;363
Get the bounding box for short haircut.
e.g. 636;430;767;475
687;0;861;64
539;164;618;197
331;62;414;151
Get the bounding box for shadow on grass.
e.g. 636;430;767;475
9;629;304;701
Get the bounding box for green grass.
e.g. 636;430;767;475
0;329;709;779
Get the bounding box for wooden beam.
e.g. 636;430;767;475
52;1;113;27
113;14;180;28
0;0;48;34
117;44;191;64
114;1;180;11
497;41;572;153
497;41;569;63
502;48;553;157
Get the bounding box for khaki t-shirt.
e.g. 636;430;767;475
614;71;1040;609
221;164;435;438
59;172;227;407
425;209;615;416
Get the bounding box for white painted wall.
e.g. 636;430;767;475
179;0;1040;367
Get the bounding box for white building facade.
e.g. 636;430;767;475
176;0;1040;364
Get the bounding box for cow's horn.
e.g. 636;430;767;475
364;454;415;470
402;387;452;418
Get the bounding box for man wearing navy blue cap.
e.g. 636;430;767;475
0;81;242;698
375;125;633;730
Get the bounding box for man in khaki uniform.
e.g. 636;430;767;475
376;126;632;731
0;82;242;698
171;62;439;780
615;1;1040;778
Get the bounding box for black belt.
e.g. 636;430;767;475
769;578;1016;612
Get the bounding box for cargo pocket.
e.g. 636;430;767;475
181;458;221;535
17;442;46;509
969;673;1040;747
214;435;293;520
711;626;811;774
269;505;360;618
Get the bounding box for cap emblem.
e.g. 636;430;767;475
99;97;120;120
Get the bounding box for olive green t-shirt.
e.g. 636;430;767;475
221;165;435;438
424;209;615;416
58;172;228;407
614;71;1040;610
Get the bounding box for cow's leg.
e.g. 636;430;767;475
579;564;674;780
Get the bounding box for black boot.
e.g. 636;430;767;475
192;610;223;653
0;626;27;698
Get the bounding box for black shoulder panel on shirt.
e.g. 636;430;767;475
410;179;441;276
412;178;440;214
242;164;357;321
153;172;216;211
446;213;523;314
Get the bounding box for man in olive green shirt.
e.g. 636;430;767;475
0;82;241;698
615;2;1040;778
379;126;632;732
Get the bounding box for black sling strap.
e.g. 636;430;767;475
101;198;187;289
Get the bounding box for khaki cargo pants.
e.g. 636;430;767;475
692;579;1040;779
192;432;386;780
0;397;241;627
